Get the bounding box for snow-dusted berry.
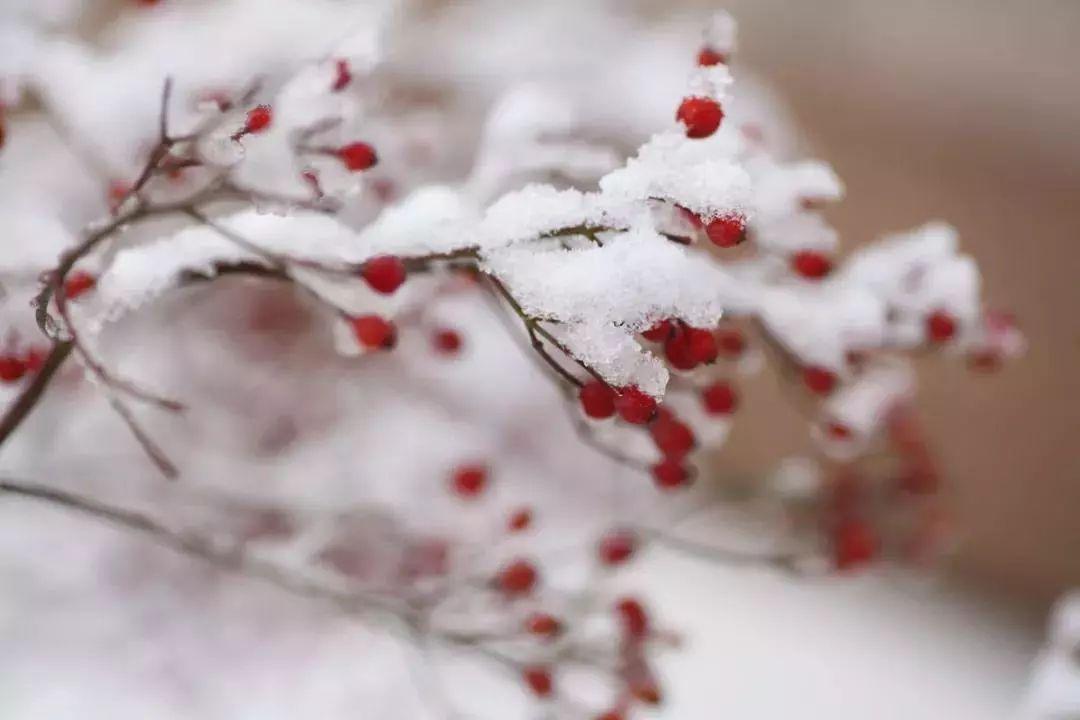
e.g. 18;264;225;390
697;47;728;67
524;612;562;639
0;355;28;383
649;413;695;458
331;59;352;92
360;255;406;294
651;458;691;490
705;215;746;248
579;380;616;419
925;309;957;343
701;380;737;415
350;315;397;349
642;320;674;343
497;558;539;597
615;597;649;639
63;271;96;300
451;463;487;498
337;142;378;172
802;366;837;396
613;387;657;425
598;530;636;566
523;666;553;698
686;327;718;364
243;105;272;134
791;250;833;279
676;96;723;139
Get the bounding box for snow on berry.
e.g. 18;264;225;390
360;255;406;294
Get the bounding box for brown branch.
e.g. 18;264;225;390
0;341;74;446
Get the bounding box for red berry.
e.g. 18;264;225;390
651;458;691;490
664;330;698;371
331;58;352;92
498;558;538;597
615;597;649;639
350;314;396;349
791;250;833;279
63;271;96;300
697;46;728;66
598;530;636;566
524;612;562;638
244;105;272;134
686;327;718;365
451;464;487;498
613;387;657;425
649;414;695;458
716;327;746;357
801;366;837;396
579;380;616;419
824;421;853;440
642;319;673;342
925;309;957;343
705;214;746;248
507;507;533;532
523;666;553;698
676;96;723;139
337;142;378;172
360;255;406;294
832;519;879;571
432;328;463;355
630;678;663;706
701;380;737;415
0;355;28;383
596;712;624;720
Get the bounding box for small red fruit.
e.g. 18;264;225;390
613;387;657;425
360;255;406;294
664;330;698;371
791;250;833;279
630;678;663;706
451;464;487;498
524;612;562;638
331;58;352;92
701;380;737;416
243;105;272;134
523;666;553;698
0;355;28;383
705;214;746;248
697;46;728;66
651;458;692;490
832;519;879;571
596;712;624;720
615;597;649;639
432;328;463;355
350;315;397;349
824;421;853;440
498;558;538;597
686;327;718;364
925;309;957;343
716;327;746;357
579;380;616;419
642;319;673;342
649;414;695;459
507;507;533;532
676;97;723;139
801;366;837;396
337;142;378;172
63;271;96;300
598;530;636;566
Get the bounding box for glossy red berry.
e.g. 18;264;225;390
651;458;692;490
664;331;698;371
716;327;746;357
244;105;272;134
697;46;728;67
802;366;837;396
524;612;562;639
701;380;737;416
350;315;397;349
337;142;378;172
451;464;487;498
676;96;723;139
649;414;695;459
613;387;657;425
686;327;718;364
523;666;553;698
432;328;463;355
507;507;533;532
832;519;879;571
360;255;406;294
598;530;636;566
579;380;616;419
498;558;538;597
791;250;833;279
615;597;649;639
63;271;96;300
925;309;957;343
331;59;352;92
642;319;673;342
0;355;28;383
705;214;746;248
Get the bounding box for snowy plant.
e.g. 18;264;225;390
0;3;1023;718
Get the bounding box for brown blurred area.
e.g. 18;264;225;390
692;0;1080;607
